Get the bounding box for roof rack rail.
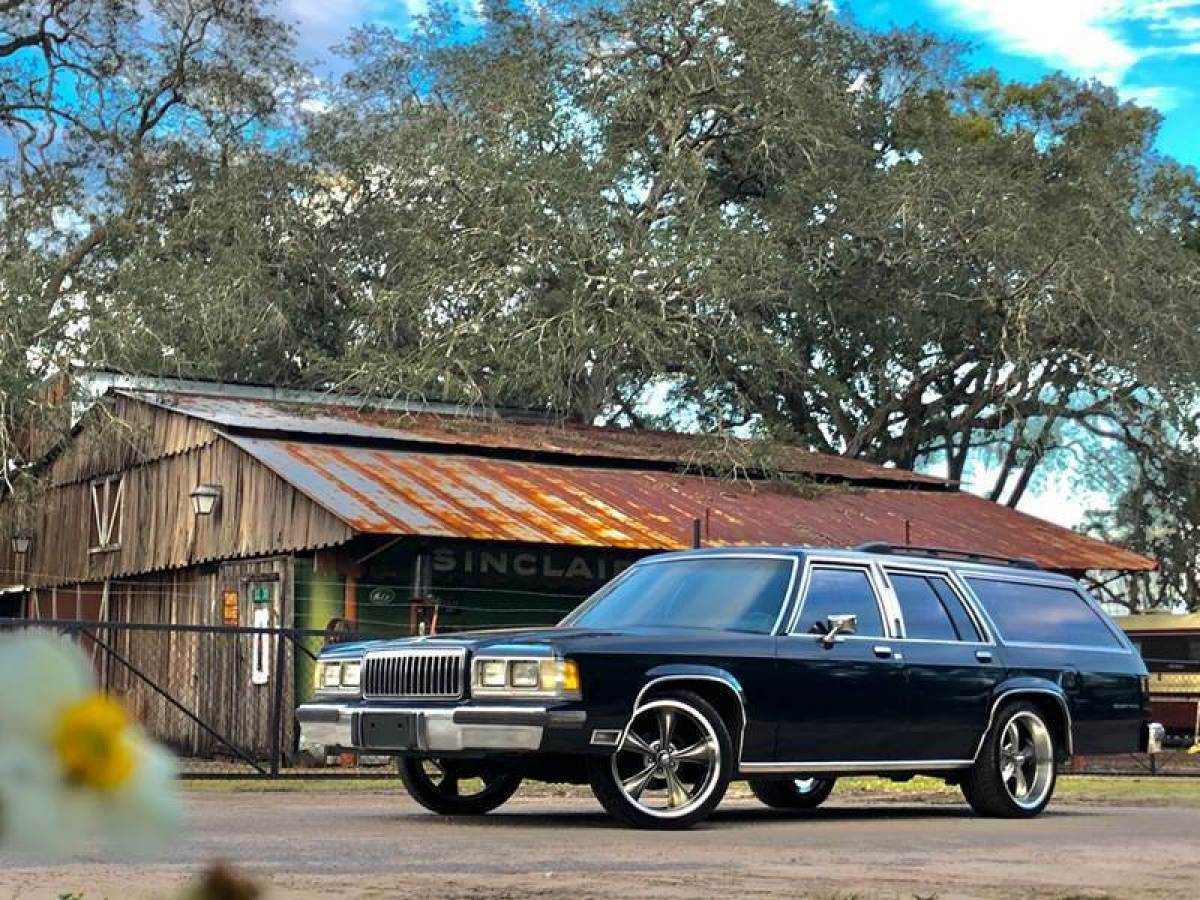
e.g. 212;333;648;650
853;542;1041;571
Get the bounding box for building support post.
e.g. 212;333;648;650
269;625;288;776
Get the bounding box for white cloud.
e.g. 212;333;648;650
930;0;1200;106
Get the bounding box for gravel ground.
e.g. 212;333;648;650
2;785;1199;899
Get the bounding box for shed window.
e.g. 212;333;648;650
89;475;124;552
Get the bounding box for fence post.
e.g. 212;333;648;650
269;627;288;777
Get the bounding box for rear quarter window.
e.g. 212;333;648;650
965;578;1124;649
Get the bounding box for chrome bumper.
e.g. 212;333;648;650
1146;721;1166;755
297;703;583;754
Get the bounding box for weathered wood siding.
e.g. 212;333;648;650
1;434;353;590
76;560;296;761
47;394;219;487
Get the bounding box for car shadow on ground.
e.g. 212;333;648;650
394;802;1088;830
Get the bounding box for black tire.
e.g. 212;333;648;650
749;776;836;810
961;701;1057;818
588;689;734;830
399;756;522;815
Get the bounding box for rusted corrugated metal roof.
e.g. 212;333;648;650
121;389;945;488
226;435;1153;572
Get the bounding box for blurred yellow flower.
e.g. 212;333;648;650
54;694;136;791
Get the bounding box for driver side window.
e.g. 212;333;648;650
794;566;885;638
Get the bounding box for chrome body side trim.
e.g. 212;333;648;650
738;759;973;775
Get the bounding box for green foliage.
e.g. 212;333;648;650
1;0;1199;570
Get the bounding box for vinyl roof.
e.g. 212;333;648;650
226;435;1154;573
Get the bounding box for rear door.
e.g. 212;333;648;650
880;566;1003;761
773;560;909;763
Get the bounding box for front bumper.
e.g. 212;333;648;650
297;702;587;754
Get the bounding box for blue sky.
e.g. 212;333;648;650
847;0;1200;167
282;0;1200;169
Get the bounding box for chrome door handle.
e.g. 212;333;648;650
873;645;893;659
976;650;993;663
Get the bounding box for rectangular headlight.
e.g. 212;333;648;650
314;659;362;694
510;661;540;688
479;660;507;687
322;662;342;687
472;656;581;699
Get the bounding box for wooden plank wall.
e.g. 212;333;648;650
46;394;219;487
106;559;296;761
0;433;353;590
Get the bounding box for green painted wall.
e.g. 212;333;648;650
293;556;345;704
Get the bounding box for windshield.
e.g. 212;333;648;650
563;557;794;634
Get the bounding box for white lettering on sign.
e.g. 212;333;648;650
428;549;635;582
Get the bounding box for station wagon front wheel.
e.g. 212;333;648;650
399;757;522;816
961;701;1057;818
588;691;734;829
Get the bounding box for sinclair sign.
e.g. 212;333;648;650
430;546;639;586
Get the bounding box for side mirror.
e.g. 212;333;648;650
821;614;858;647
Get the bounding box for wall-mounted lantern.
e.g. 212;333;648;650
189;484;223;517
10;531;32;555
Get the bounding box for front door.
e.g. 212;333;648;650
773;562;909;763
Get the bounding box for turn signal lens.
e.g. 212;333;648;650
560;660;581;694
539;659;581;696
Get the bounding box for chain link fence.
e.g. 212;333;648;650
0;617;410;777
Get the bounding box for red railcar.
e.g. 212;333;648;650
1120;614;1200;739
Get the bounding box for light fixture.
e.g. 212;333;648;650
190;484;222;516
10;532;31;555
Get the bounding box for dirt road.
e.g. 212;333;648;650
2;789;1198;899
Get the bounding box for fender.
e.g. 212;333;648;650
976;678;1073;759
633;664;747;712
620;664;748;759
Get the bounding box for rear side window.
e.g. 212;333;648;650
965;578;1123;649
795;566;884;638
890;572;982;642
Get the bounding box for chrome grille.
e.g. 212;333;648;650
362;649;466;700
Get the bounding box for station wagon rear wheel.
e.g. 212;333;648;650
749;776;836;810
588;691;733;829
399;756;522;815
961;701;1057;818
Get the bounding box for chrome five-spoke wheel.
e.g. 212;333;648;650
999;711;1055;810
588;690;734;829
614;700;721;814
961;701;1058;818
